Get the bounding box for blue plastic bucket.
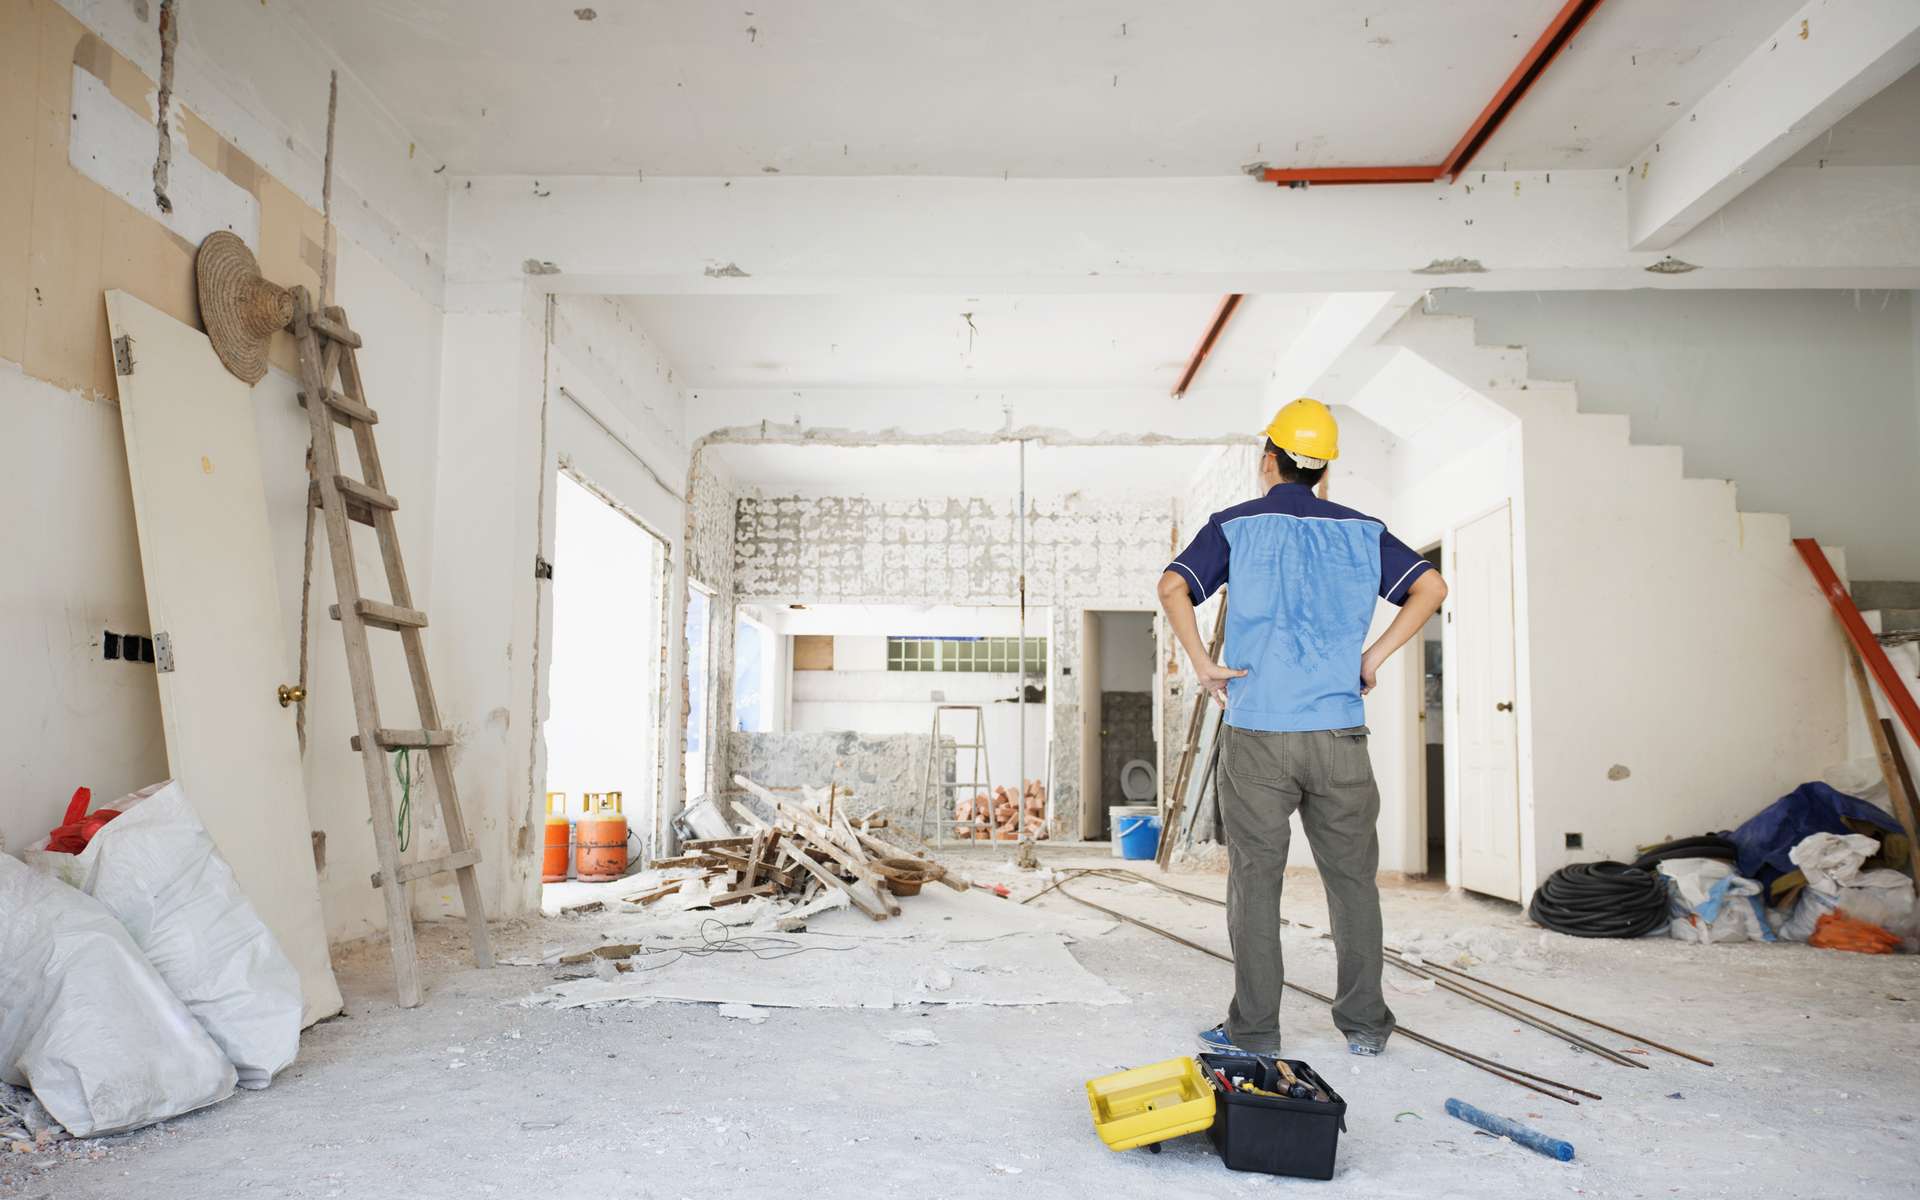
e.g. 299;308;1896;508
1117;814;1162;860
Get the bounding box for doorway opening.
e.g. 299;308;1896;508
1079;610;1159;841
542;471;669;905
1418;543;1445;879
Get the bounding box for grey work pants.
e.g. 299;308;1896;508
1218;724;1394;1053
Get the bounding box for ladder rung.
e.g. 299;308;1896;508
310;481;377;526
330;599;428;630
370;847;480;889
333;475;398;512
308;311;364;348
351;728;453;752
299;387;379;426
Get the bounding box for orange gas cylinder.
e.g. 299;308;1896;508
542;792;572;883
574;791;629;882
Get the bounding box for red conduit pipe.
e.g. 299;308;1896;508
1170;293;1244;398
1261;0;1609;188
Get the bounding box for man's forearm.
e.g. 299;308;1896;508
1363;571;1446;670
1158;573;1212;671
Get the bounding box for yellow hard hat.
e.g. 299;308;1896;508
1263;398;1340;465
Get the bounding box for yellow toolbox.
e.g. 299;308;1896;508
1086;1056;1218;1151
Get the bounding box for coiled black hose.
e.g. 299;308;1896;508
1528;861;1669;938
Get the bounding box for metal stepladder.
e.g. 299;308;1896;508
290;288;493;1007
919;704;995;845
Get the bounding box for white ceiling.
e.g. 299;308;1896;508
293;0;1799;177
708;441;1225;501
626;293;1316;390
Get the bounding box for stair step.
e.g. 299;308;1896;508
1737;511;1793;546
1853;580;1920;611
371;847;481;889
1484;381;1577;420
1622;443;1684;487
1569;412;1631;445
351;728;454;752
298;387;379;426
329;599;429;630
333;475;397;512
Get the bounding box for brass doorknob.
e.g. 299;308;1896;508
1495;700;1513;712
278;684;307;707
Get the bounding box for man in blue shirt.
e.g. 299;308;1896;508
1158;398;1447;1057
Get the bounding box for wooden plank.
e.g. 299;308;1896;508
740;830;767;889
750;780;897;916
711;883;778;906
792;634;834;670
334;473;398;511
778;836;888;921
1848;648;1920;878
370;847;481;889
308;309;362;347
847;826;968;892
684;837;754;850
297;386;378;425
704;847;797;890
328;598;429;630
350;727;453;751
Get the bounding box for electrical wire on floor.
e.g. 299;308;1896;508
1034;865;1711;1066
611;918;858;975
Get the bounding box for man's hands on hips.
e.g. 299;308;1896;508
1196;658;1247;707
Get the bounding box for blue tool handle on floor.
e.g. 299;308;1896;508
1444;1098;1574;1161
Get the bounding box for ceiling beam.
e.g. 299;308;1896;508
447;168;1920;302
1627;0;1920;251
1170;294;1244;398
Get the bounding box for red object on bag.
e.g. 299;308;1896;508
45;787;122;854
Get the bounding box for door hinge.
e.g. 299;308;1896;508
112;336;135;377
535;555;554;581
154;632;174;673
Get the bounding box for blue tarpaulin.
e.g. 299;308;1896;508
1724;782;1902;892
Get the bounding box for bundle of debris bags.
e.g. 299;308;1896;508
1647;781;1916;950
626;775;970;920
0;781;303;1141
953;778;1048;841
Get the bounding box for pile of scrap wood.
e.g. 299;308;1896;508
623;774;967;921
953;779;1049;841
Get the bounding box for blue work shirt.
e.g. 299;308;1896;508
1166;483;1432;733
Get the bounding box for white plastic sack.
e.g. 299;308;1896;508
1778;832;1917;941
0;853;235;1136
25;781;302;1089
1659;857;1774;944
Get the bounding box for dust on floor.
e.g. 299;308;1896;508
9;849;1917;1199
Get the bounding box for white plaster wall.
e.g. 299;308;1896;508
1432;289;1920;580
0;361;167;856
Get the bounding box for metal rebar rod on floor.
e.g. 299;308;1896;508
1085;866;1714;1068
1050;884;1596;1106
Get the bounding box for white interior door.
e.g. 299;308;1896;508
1453;503;1522;901
105;290;343;1024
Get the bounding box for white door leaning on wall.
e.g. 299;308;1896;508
105;290;344;1025
1454;502;1523;903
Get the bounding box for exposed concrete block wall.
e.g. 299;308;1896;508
732;492;1175;836
723;731;955;832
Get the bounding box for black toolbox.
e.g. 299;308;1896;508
1197;1052;1347;1180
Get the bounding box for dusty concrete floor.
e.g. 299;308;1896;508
9;847;1918;1198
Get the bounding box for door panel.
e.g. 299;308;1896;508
106;290;343;1024
1454;504;1521;902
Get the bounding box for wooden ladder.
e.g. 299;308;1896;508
290;288;493;1007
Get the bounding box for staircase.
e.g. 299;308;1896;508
1381;310;1855;889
